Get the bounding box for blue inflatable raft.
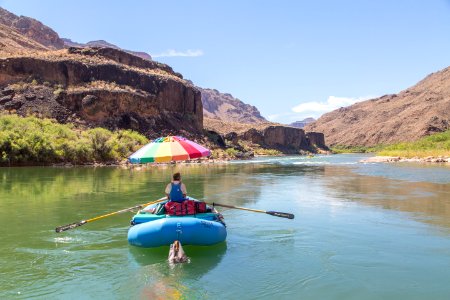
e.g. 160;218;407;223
127;199;227;248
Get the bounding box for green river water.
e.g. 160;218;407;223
1;154;449;299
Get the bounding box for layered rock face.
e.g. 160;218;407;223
200;88;267;123
0;47;203;137
306;66;450;146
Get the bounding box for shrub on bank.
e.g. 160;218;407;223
331;145;384;154
0;114;148;165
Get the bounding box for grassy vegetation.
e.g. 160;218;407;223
0;114;148;165
332;130;450;158
253;148;282;156
377;130;450;158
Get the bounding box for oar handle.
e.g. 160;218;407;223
266;211;295;219
55;220;87;233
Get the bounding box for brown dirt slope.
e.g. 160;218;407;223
0;7;64;49
306;66;450;147
0;23;49;55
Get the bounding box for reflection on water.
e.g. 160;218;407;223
127;243;227;299
1;155;450;299
321;166;450;229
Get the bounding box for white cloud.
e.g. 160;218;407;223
267;112;307;123
152;49;204;58
267;114;282;121
292;95;374;117
268;95;376;124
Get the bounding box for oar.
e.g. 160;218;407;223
55;198;166;233
207;202;295;219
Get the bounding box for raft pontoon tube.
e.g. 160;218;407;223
127;199;227;248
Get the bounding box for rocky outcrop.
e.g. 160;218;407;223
62;38;152;61
204;117;328;153
239;126;326;153
200;88;267;123
306;132;326;149
306;66;450;146
242;126;308;151
66;47;179;77
0;7;64;49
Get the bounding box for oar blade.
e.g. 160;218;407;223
55;220;87;233
266;211;295;219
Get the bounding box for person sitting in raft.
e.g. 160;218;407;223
165;172;187;202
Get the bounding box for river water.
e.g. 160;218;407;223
1;154;449;299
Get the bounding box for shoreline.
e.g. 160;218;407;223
0;153;323;168
0;157;235;168
360;156;450;164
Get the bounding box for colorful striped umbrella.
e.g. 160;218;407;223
128;136;211;164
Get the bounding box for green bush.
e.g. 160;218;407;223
254;148;282;156
331;145;384;154
225;148;238;157
0;114;149;165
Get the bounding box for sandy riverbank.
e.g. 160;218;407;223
360;156;450;163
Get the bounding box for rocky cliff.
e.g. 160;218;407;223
200;88;267;123
0;47;202;137
306;66;450;146
0;7;204;138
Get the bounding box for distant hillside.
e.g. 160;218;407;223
200;88;267;123
62;38;152;61
306;66;450;146
0;23;49;55
0;7;64;49
289;118;315;128
0;7;151;61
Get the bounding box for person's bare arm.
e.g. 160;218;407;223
182;183;187;198
165;183;171;199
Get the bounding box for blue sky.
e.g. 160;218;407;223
1;0;450;123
